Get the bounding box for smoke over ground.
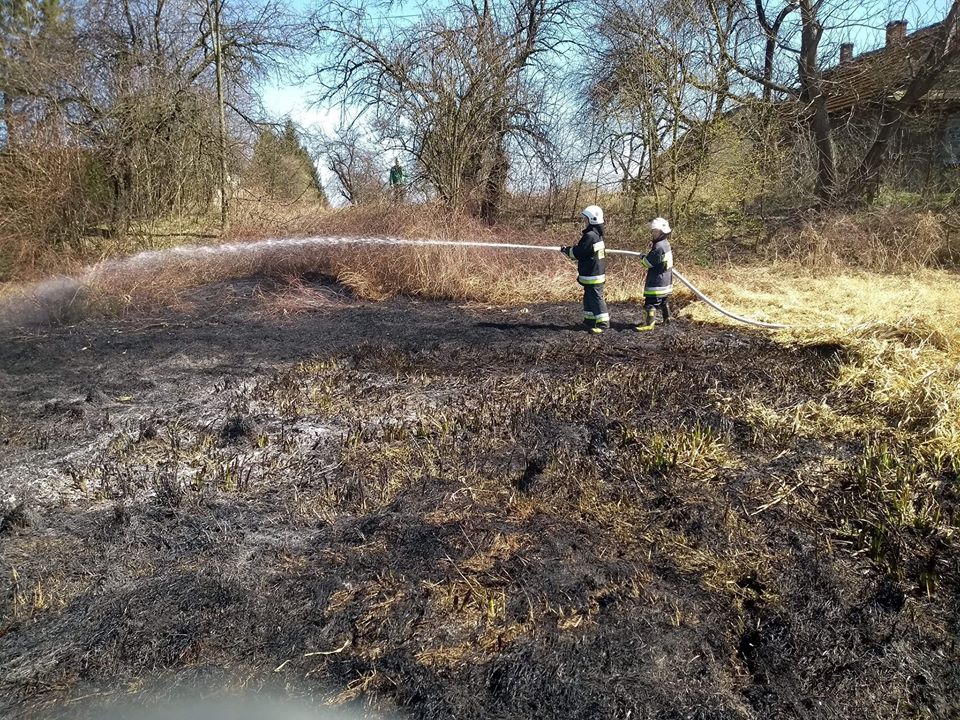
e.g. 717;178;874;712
0;275;88;327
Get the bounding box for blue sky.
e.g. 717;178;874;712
828;0;950;48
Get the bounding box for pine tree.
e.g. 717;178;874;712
249;120;327;205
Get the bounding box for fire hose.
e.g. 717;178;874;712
354;238;790;330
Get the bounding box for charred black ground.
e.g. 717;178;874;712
1;276;957;719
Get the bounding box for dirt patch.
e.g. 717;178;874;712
0;276;957;719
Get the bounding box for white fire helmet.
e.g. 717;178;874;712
651;217;672;234
580;205;604;225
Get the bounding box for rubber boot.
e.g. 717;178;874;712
662;301;671;325
590;325;604;334
635;307;657;332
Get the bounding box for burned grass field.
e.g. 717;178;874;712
1;275;958;719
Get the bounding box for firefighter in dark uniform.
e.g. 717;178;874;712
560;205;609;334
635;217;674;332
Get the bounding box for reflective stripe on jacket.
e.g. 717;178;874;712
565;225;607;285
641;237;673;296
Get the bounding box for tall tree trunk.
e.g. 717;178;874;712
762;37;776;102
212;0;229;233
480;133;507;225
809;103;837;200
110;162;134;237
797;0;837;202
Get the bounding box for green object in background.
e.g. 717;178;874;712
389;160;405;186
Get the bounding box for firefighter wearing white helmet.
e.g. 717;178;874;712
560;205;609;333
635;217;674;332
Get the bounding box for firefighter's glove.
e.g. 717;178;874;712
560;246;572;258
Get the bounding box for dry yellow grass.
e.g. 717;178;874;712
681;265;960;333
677;264;959;590
682;265;960;464
759;210;959;271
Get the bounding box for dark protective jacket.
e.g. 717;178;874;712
564;224;606;285
641;235;673;297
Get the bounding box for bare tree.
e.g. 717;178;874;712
321;126;384;205
754;0;798;102
310;0;571;223
212;0;230;232
710;0;960;203
796;0;838;200
1;0;299;237
590;0;738;220
0;0;74;147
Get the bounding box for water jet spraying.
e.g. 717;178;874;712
0;236;789;330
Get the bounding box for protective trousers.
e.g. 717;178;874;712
582;283;610;328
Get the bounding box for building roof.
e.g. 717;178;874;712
822;22;960;113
